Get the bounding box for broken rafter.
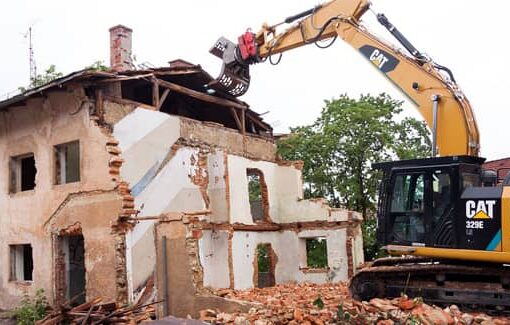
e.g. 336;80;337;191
229;107;243;133
156;78;247;110
246;111;271;132
157;89;170;110
241;108;246;135
152;78;159;108
95;89;104;117
96;73;154;84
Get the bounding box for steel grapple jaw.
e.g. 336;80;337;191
208;32;259;97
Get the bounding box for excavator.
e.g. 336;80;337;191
208;0;510;312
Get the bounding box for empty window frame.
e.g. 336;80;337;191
305;237;328;269
9;244;33;281
9;153;36;193
55;141;80;184
247;168;269;222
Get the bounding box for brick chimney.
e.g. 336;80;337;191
109;25;133;72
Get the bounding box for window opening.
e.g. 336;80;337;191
55;141;80;184
9;244;33;281
305;237;328;269
247;169;268;222
9;154;36;193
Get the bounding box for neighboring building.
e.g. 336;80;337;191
0;25;364;317
483;157;510;183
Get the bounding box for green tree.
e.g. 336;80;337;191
19;65;64;92
277;94;431;260
85;60;109;72
30;65;63;88
19;61;108;93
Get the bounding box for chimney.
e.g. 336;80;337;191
109;25;133;72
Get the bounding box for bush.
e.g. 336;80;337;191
14;289;49;325
362;218;387;261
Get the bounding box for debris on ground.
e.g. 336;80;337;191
143;316;208;324
36;297;158;325
195;282;510;325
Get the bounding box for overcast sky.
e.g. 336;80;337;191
1;0;509;160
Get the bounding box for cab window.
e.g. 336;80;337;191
432;170;452;222
391;174;424;213
390;173;425;243
462;173;481;190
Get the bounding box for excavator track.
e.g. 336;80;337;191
349;257;510;315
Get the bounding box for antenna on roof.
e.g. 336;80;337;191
23;26;37;86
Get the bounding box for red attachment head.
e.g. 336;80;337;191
238;31;257;62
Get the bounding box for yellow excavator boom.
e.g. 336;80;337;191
209;0;480;157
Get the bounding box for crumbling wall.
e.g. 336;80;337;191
155;220;250;318
198;228;354;291
180;117;276;161
228;155;353;224
112;105;364;306
112;107;210;299
0;86;120;309
198;230;230;288
45;191;122;303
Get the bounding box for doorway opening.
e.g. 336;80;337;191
254;243;276;288
55;234;86;305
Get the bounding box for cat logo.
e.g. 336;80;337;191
359;45;399;73
465;200;496;219
369;49;390;69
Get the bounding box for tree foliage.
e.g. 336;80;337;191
277;94;431;260
19;65;64;93
31;65;63;88
85;60;109;72
19;61;108;93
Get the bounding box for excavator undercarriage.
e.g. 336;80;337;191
350;257;510;315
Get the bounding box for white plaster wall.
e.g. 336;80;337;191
134;147;205;217
207;151;228;223
114;108;206;301
230;229;348;290
228;157;279;224
227;155;351;223
198;230;230;288
352;230;365;273
114;108;181;187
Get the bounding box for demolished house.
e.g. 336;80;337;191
0;25;364;317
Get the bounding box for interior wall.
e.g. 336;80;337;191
225;229;348;290
113;108;209;301
227;155;354;224
198;230;230;288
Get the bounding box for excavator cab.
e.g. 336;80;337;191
374;155;506;254
351;156;510;309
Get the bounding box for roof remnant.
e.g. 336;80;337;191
0;62;272;136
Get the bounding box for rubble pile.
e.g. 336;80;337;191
197;282;510;325
36;297;158;325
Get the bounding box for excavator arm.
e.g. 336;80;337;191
209;0;480;157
